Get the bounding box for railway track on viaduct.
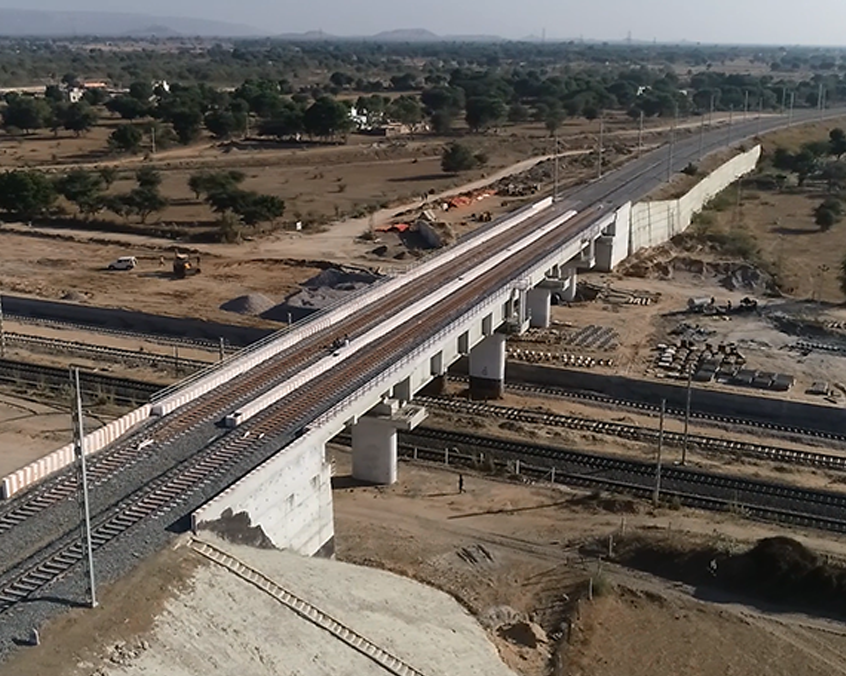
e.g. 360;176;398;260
0;110;837;640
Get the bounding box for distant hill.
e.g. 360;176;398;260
273;28;507;43
0;8;262;37
370;28;441;42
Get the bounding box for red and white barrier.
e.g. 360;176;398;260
1;404;152;499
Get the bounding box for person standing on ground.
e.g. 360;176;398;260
458;474;465;494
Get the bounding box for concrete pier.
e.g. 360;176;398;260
468;333;506;400
526;288;552;328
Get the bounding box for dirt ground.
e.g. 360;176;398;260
507;269;846;407
6;452;846;676
0;390;112;475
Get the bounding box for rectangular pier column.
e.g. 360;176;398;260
469;333;506;400
526;288;552;328
351;417;397;485
563;267;578;302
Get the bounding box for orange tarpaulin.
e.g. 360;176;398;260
375;223;411;233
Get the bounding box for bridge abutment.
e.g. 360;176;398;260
468;333;506;399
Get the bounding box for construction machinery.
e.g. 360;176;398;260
172;253;199;279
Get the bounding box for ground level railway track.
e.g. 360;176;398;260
4;332;211;372
451;378;846;443
0;203;683;596
419;397;846;471
4;313;234;353
375;428;846;532
0;358;161;403
0;111;841;611
0;200;586;529
0;149;669;537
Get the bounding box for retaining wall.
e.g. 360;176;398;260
1;404;152;498
628;145;762;254
491;362;846;436
3;295;270;347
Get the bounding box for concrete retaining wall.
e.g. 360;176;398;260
629;145;762;254
1;404;152;498
494;362;846;436
3;295;270;347
192;433;334;556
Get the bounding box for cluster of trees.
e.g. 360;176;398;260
2;93;98;136
188;170;285;226
441;142;488;173
1;38;845;89
771;128;846;231
0;166;283;231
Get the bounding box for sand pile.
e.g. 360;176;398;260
262;267;381;323
220;293;276;316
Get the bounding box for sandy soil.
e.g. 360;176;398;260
0;232;321;327
507;269;846;407
5;451;846;676
0;391;110;475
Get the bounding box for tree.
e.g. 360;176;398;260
98;167;118;189
821;161;846;193
0;170;57;219
168;107;203;145
386;95;423;129
831;128;846;159
441;142;479;173
105;96;150;120
544;106;566;135
257;106;305;140
44;85;64;103
128;81;154;102
61;102;98;136
430;110;455;135
188;170;245;200
2;95;51;133
108;124;143;154
507;103;529;124
204;109;245;139
54;170;105;217
303;96;352;140
791;149;818;187
126;186;168;223
135;167;162;190
205;187;284;226
839;254;846;298
83;88;108;107
814;198;843;231
465;96;506;132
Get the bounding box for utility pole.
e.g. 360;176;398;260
682;371;692;465
727;105;734;145
709;92;715;128
0;293;5;358
744;90;749;119
150;125;156;155
219;337;225;362
788;91;795;127
781;86;787;115
820;86;826;121
698;115;705;161
757;96;763;136
72;367;97;608
597;116;604;179
553;134;559;201
637;110;644;158
818;83;824;120
667;109;677;181
653;399;665;507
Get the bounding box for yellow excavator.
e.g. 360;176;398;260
172;253;200;279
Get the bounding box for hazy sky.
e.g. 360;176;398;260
4;0;846;44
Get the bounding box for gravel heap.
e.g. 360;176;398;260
220;293;276;316
262;268;381;323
